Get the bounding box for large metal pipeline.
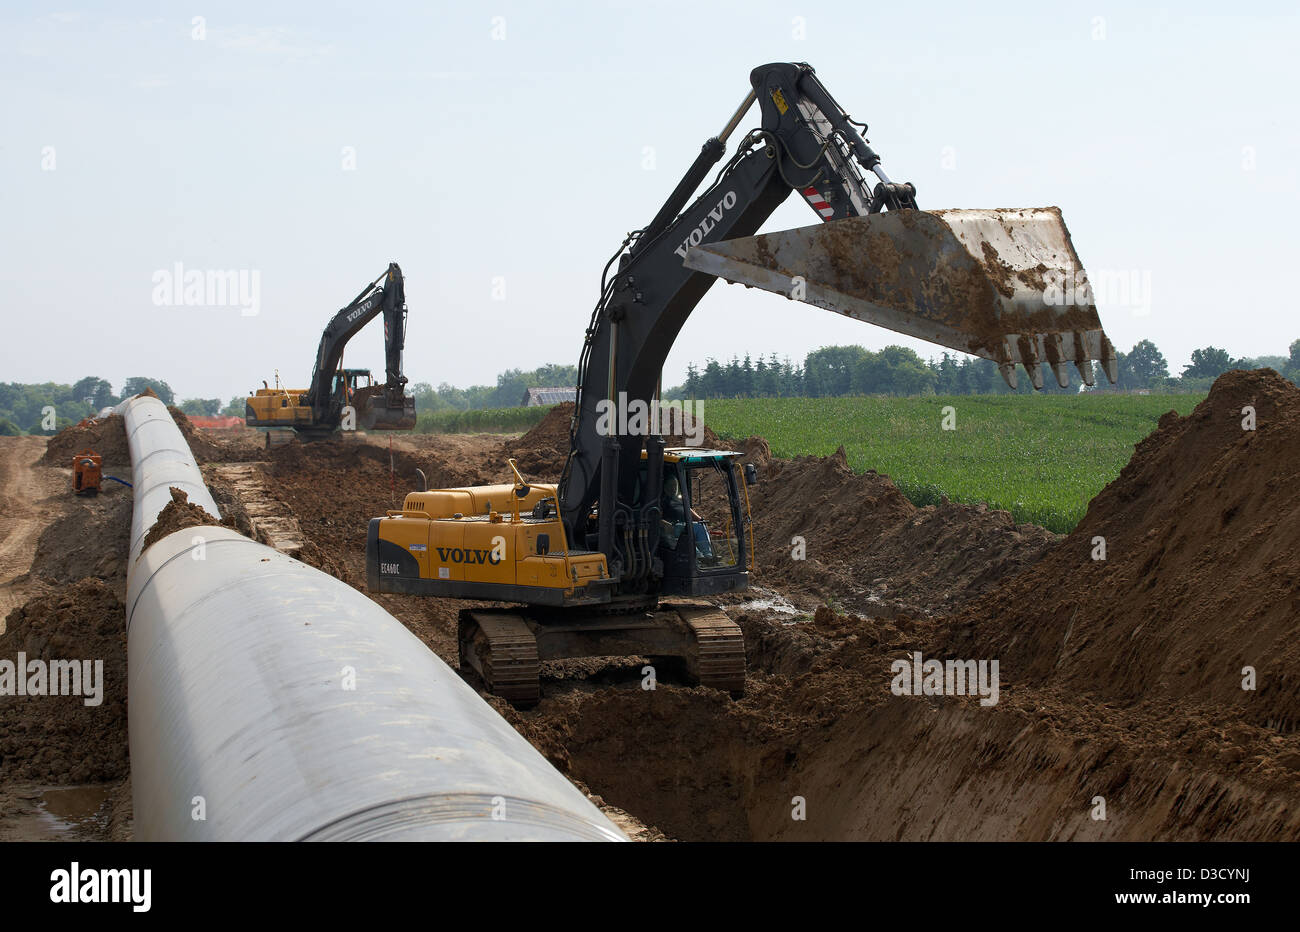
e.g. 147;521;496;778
118;395;623;841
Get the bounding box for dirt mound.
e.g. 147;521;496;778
944;369;1300;726
41;415;129;467
139;488;229;553
744;445;1056;614
500;402;723;480
491;600;1300;841
29;493;132;596
41;405;260;468
0;579;128;783
168;406;261;463
269;436;481;488
501;404;573;476
266;438;491;585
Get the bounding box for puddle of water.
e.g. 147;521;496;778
37;785;112;836
731;588;805;621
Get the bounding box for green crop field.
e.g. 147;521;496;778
704;393;1206;532
414;405;552;434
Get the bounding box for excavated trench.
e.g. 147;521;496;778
12;371;1300;842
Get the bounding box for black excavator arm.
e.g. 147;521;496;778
558;62;914;593
304;262;411;428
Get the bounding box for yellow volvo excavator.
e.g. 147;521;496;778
245;263;416;442
368;62;1118;705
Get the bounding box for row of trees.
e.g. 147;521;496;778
409;363;579;414
0;362;581;436
6;338;1296;435
0;377;178;435
670;338;1300;400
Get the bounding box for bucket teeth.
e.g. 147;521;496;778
682;207;1121;390
1100;335;1119;385
1043;334;1070;389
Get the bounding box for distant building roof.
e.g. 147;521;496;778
521;387;577;407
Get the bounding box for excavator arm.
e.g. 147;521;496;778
558;62;1116;591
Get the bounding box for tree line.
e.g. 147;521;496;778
0;377;184;436
0;364;581;435
5;340;1295;436
667;339;1300;400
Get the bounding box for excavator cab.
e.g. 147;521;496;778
656;451;749;596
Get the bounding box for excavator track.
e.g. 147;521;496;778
458;610;541;707
676;605;746;697
458;603;746;706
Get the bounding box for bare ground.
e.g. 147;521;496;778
7;376;1299;843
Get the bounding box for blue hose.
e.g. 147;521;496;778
103;475;133;489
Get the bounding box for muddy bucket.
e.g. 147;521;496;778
355;387;417;431
684;207;1118;389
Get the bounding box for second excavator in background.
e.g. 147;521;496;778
245;263;416;443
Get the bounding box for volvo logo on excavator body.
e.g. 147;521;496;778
674;190;738;259
436;546;504;566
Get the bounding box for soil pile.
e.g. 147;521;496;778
744;445;1056;614
0;579;128;783
167;406;264;463
945;369;1300;727
29;493;132;596
40;415;129;466
139;488;229;552
270;436;481;489
41;405;261;468
500;402;722;479
267;438;485;584
501;404;572;476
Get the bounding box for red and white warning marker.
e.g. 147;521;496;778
802;186;835;220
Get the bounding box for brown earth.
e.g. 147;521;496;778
40;414;131;467
6;368;1298;843
166;406;263;463
28;490;132;597
742;441;1058;615
39;405;263;469
138;487;230;553
936;368;1300;727
0;438;135;841
0;437;69;622
501;402;721;477
0;579;128;785
435;371;1300;840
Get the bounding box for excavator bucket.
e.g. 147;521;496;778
683;207;1118;389
352;384;417;431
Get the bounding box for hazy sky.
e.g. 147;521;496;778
3;1;1297;402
